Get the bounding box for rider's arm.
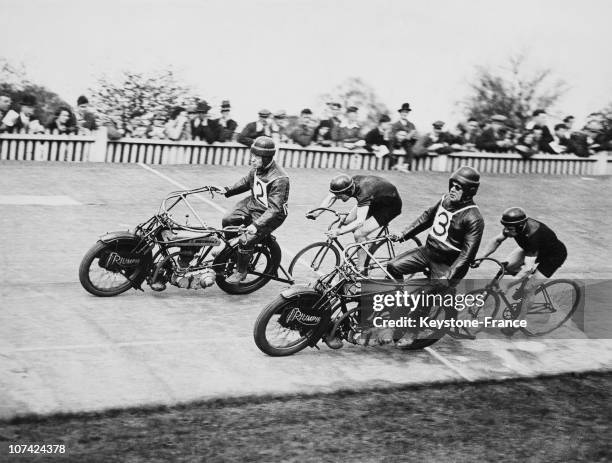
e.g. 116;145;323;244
309;193;337;218
446;212;485;282
514;253;538;280
224;171;254;197
252;177;290;230
476;233;506;260
336;206;368;235
399;201;441;240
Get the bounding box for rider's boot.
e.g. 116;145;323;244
323;334;343;349
226;249;252;284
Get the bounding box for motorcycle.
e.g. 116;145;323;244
79;186;294;297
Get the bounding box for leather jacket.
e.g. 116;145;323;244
224;160;290;230
401;195;484;280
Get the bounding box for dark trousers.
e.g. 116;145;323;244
386;246;451;280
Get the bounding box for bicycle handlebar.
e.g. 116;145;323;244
471;257;507;280
161;186;221;213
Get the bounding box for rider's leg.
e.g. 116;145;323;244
226;228;265;283
386;247;430;280
500;248;526;292
353;217;381;270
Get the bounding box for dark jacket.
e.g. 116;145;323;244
224;160;290;230
191;118;219;144
237;121;272;147
290;124;315;147
364;127;390;152
216;118;238;142
401;195;484;281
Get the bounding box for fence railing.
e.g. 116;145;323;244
1;131;610;175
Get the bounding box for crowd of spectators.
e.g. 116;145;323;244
1;92;611;168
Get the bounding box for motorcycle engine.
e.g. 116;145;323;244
171;268;217;290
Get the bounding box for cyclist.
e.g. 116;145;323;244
387;165;484;287
307;173;402;270
474;207;567;335
216;136;290;283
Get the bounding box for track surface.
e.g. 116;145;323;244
1;162;611;420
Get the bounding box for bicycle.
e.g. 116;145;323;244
453;257;582;338
254;237;450;356
287;207;422;284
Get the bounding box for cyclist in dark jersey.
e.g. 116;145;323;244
475;207;568;335
307;173;402;268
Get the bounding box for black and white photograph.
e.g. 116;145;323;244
1;0;611;461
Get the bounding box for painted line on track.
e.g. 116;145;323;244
425;347;473;382
137;163;466;377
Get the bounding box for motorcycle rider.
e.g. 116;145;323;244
217;136;290;283
387;165;485;286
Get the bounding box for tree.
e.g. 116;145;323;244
459;54;568;128
0;58;70;124
319;77;389;131
88;69;200;127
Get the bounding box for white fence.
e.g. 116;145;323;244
1;132;610;175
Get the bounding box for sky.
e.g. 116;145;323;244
1;0;611;129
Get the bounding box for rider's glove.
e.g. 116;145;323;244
305;212;317;220
470;260;481;269
388;233;404;242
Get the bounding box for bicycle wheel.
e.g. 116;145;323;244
288;242;340;285
363;236;422;279
451;288;500;339
395;304;449;350
253;292;324;356
521;279;581;336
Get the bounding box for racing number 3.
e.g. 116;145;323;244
432;210;450;237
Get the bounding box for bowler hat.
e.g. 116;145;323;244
301;108;313;115
379;114;391;123
192;101;211;113
432;120;445;129
398;103;412;112
258;109;271;117
20;94;37;107
76;95;89;106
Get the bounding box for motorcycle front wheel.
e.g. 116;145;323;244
79;241;147;297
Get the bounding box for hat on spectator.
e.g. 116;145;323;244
562;115;574;123
220;100;231;111
490;114;507;123
379;114;391;123
192;101;211;114
273;110;287;119
20;94;37;107
301;108;313;116
432;120;445;129
554;123;568;131
327;102;341;109
398;103;412;112
346;106;358;113
532;109;547;117
258;109;271;117
77;95;89;106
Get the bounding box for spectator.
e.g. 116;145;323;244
0;94;11;132
530;109;554;151
1;94;44;134
216;100;237;142
339;106;362;148
147;114;168;139
290;108;316;147
321;102;344;142
190;101;219;144
165;106;192;141
545;123;573;154
390;129;417;171
99;112;123;141
272;110;290;143
420;120;456;154
390;102;417;145
515;130;540;159
46;106;77;134
312;119;334;147
237;108;273;147
75;95;98;134
364;114;392;158
454;118;481;151
476;115;514;152
563;115;575;133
